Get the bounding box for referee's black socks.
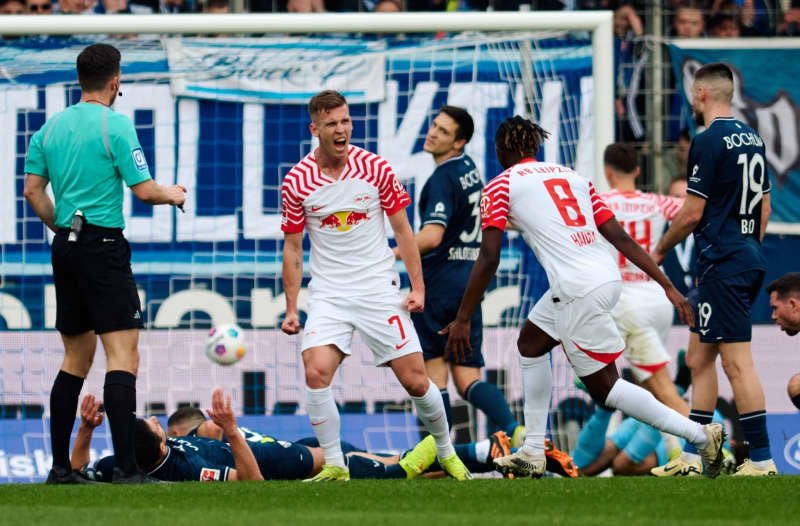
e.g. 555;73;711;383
104;370;138;475
50;370;84;471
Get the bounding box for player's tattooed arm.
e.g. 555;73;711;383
441;227;502;361
71;394;104;471
281;232;303;335
760;192;771;243
652;194;706;264
599;218;694;327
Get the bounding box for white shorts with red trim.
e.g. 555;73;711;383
529;281;625;378
301;289;421;366
613;281;672;382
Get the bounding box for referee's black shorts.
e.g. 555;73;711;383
52;224;144;335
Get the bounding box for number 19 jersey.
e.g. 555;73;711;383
481;159;619;302
687;117;771;282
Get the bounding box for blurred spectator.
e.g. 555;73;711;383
0;0;25;14
673;1;705;37
288;0;325;11
406;0;446;9
159;0;193;12
57;0;96;13
374;0;400;10
201;0;228;11
668;175;688;199
26;0;53;13
664;128;691;182
778;0;800;35
708;3;742;36
712;0;773;35
614;2;646;142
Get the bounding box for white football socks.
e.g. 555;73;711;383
604;379;707;448
306;385;345;468
520;354;552;457
412;379;455;459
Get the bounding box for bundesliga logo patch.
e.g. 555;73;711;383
200;468;221;481
132;148;148;171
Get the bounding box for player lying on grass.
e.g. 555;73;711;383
72;391;572;481
165;405;578;479
571;352;734;477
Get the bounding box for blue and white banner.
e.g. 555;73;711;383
0;36;593;331
668;41;800;232
164;38;386;104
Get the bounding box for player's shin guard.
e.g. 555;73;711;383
604;379;707;447
306;385;345;468
104;370;138;475
520;354;552;456
412;379;455;459
50;370;84;470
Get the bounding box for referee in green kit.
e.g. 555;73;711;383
23;43;186;484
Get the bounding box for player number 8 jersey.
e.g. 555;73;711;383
481;160;621;302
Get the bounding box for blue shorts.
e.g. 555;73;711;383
410;295;484;367
294;437;366;454
252;441;314;480
691;270;764;343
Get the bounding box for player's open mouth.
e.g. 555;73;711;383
334;138;347;146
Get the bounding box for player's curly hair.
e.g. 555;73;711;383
494;116;550;157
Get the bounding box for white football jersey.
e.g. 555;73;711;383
481;159;620;302
600;190;682;283
281;145;411;299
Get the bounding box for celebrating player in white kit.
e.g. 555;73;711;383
281;91;470;482
442;116;725;478
600;143;690;419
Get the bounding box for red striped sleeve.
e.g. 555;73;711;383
377;161;410;216
481;173;510;231
280;171;305;233
652;194;683;221
588;181;614;226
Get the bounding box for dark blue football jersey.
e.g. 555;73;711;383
84;435;312;482
686;117;771;282
418;154;483;296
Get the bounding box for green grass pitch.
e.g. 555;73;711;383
2;477;798;526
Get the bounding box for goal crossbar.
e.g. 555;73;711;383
0;11;614;185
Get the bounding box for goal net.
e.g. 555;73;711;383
0;12;612;482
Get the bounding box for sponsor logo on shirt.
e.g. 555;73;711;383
431;202;447;219
200;467;221;481
319;211;369;232
131;148;148;171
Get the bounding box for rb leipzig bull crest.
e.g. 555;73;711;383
320;210;369;232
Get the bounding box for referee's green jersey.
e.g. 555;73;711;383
24;102;152;229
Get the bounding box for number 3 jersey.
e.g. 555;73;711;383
481;159;620;302
417;154;483;297
281;145;411;299
599;190;682;283
687;117;771;282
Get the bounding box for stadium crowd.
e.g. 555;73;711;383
0;0;796;35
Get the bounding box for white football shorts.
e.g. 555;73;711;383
529;280;625;378
613;281;672;382
301;289;422;366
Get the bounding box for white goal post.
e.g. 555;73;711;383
0;11;614;187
